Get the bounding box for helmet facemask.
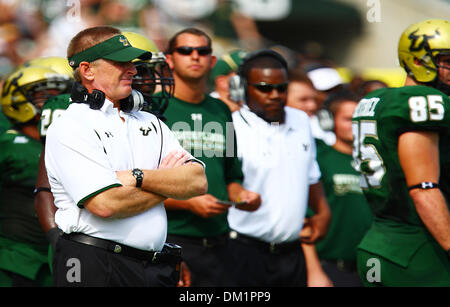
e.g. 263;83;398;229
433;51;450;95
19;78;73;111
132;59;174;120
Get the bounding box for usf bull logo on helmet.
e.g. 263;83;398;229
398;19;450;89
122;32;174;120
1;66;72;124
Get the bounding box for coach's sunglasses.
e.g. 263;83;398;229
174;46;212;56
250;82;289;93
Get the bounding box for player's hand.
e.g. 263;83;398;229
299;216;328;244
159;150;190;169
234;190;261;212
189;194;228;218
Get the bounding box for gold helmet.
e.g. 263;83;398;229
398;19;450;87
122;31;174;119
19;56;74;79
1;66;72;124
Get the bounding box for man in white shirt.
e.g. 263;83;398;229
45;26;207;286
227;49;331;286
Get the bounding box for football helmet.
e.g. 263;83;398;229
1;66;72;124
398;19;450;93
123;32;174;119
19;56;74;79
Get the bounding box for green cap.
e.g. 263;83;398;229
210;50;247;81
68;34;152;68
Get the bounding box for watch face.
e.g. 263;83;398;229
132;168;144;187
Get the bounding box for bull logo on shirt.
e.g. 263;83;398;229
140;126;152;136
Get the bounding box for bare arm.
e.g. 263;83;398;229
398;131;450;251
84;185;166;219
34;146;58;232
301;182;331;244
142;162;207;199
301;242;334;287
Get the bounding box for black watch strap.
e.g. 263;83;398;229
132;168;144;188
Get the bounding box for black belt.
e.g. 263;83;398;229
167;234;229;248
321;259;357;273
231;231;300;254
62;233;181;264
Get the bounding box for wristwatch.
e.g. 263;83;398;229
132;168;144;188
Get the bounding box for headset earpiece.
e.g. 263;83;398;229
70;82;89;103
120;89;146;113
228;75;246;103
229;49;288;104
89;89;106;110
70;82;145;113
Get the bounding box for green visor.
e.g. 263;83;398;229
68;34;152;68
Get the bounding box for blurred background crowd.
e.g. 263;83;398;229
0;0;449;88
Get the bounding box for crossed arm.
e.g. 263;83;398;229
36;148;207;222
85;150;207;219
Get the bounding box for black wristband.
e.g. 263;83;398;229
132;168;144;188
33;187;52;196
407;182;440;191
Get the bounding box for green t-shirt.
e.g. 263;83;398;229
163;95;244;237
315;140;373;261
352;85;450;265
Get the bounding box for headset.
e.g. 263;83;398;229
228;49;288;103
70;82;146;113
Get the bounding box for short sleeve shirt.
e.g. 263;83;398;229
45;99;189;251
228;106;321;243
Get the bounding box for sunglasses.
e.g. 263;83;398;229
250;82;288;93
174;46;212;56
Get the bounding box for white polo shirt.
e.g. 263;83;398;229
45;99;189;251
228;106;321;243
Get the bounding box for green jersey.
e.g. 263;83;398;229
353;85;450;270
0;111;11;135
352;85;450;226
315;140;373;261
38;93;71;142
0;129;49;280
163;95;244;237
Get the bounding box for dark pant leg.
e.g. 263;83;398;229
228;238;307;287
167;234;232;287
320;261;364;287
